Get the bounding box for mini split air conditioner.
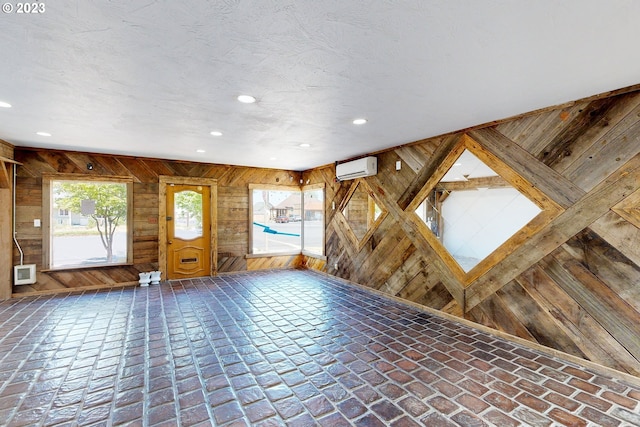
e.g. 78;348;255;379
336;156;377;181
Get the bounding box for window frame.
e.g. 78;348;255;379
43;173;134;271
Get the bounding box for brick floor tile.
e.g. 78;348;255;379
515;379;547;396
535;356;564;370
568;377;600;395
291;383;320;401
304;395;333;417
180;403;211;426
353;385;382;404
213;401;244;425
371;399;404;421
148;403;178;426
511;407;553;427
428;396;459;414
237;386;265;405
484;391;518;412
544;391;580;411
420;412;457;426
514;357;542;371
601;390;638;409
548;408;588;427
390;415;421;427
354;413;387;427
397;396;429;417
337;397;367;419
579;406;621;427
111;401;143;425
451;409;490;426
273;396;305;420
360;371;387;386
322;383;349;402
515;392;550;412
337;372;363;389
432;379;463;398
437;367;464;383
575;391;612;412
611;406;640;425
563;366;594;380
379;383;407;400
455;393;490;414
491;368;518;383
483;409;520;427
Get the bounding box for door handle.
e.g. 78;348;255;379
168;240;173;244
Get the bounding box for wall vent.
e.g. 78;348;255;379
14;264;36;285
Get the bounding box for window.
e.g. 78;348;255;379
44;175;133;269
250;186;302;254
302;184;325;256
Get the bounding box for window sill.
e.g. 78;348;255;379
245;252;302;259
41;262;134;273
301;251;326;260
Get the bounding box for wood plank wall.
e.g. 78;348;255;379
10;150;303;294
303;89;640;376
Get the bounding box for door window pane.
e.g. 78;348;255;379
174;190;203;239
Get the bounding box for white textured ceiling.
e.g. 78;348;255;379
1;1;639;171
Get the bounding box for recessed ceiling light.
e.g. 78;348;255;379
299;143;311;148
237;95;256;104
269;157;277;161
210;131;223;136
36;132;51;137
196;149;206;153
353;118;367;125
0;101;11;108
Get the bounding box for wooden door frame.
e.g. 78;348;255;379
159;176;218;280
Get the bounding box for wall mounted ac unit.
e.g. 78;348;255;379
14;264;36;285
336;156;377;181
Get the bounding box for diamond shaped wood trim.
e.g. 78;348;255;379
612;188;640;229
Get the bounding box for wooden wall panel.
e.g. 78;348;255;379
11;149;301;294
307;88;640;377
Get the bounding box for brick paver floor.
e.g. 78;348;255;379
1;269;639;426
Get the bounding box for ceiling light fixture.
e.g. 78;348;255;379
299;143;311;148
0;101;11;108
237;95;256;104
196;149;206;153
210;131;223;136
353;118;367;125
36;131;51;136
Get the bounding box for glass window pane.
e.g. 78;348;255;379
52;180;128;268
252;189;301;254
174;190;203;239
303;188;324;255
